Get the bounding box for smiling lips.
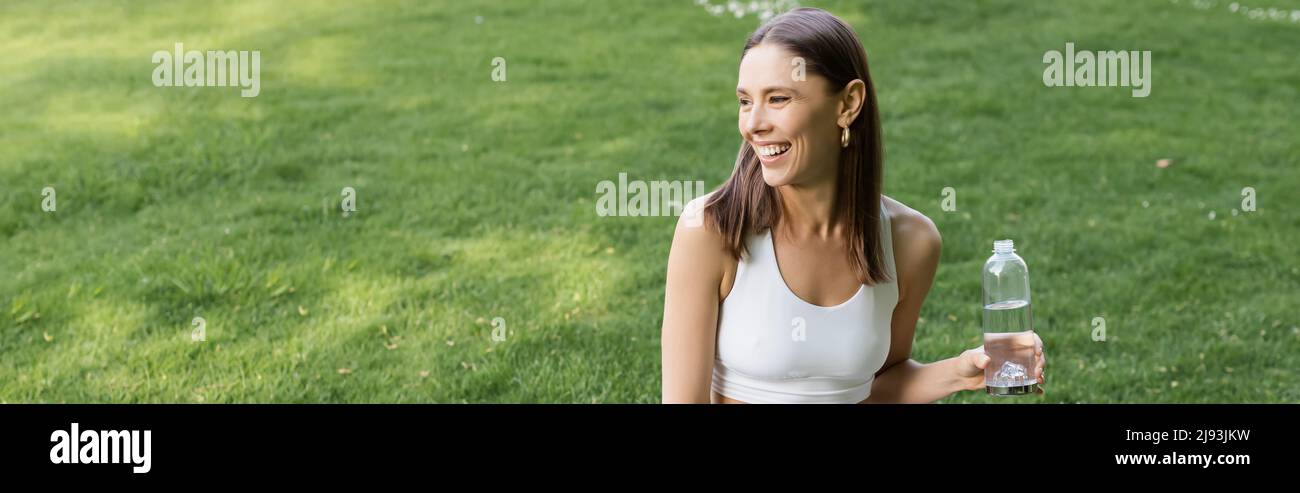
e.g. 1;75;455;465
755;142;791;163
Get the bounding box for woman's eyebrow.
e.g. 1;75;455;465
736;85;800;95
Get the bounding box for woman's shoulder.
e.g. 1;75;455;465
667;190;731;290
881;195;942;285
882;195;939;240
671;191;730;257
680;191;716;229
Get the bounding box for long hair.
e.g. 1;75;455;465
704;7;890;285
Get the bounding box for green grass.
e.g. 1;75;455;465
0;0;1296;403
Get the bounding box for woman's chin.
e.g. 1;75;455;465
760;166;793;187
757;151;797;184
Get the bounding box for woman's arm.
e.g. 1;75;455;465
660;200;728;403
865;207;970;403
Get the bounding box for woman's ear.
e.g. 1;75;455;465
837;79;867;127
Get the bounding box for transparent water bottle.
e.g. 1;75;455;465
982;239;1039;396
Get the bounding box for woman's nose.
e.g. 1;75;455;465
744;104;771;135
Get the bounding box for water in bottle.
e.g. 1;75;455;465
982;239;1039;396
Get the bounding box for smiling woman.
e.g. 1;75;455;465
659;7;1046;404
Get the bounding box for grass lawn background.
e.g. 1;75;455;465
0;0;1296;403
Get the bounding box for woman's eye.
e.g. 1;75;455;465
770;96;790;103
738;99;751;107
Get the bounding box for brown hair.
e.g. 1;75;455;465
704;7;889;285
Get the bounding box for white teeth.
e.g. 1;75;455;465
757;144;790;157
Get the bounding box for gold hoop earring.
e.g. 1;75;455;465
840;127;850;148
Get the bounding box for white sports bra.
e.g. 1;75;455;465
711;200;899;404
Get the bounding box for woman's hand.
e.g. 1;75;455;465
954;333;1046;393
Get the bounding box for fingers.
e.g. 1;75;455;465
1034;333;1045;385
966;345;989;370
1033;344;1046;385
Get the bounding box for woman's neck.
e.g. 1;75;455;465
775;177;840;240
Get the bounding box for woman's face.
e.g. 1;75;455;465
736;43;846;188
